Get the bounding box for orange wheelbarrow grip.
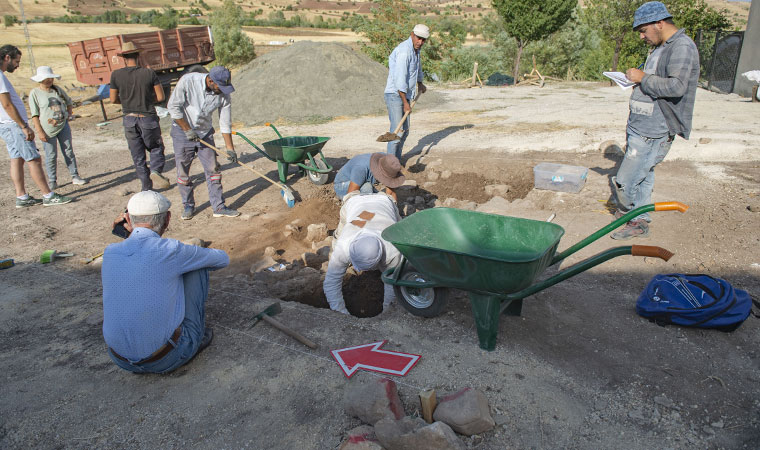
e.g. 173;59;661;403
654;201;689;213
631;245;674;261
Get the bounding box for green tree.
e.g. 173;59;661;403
583;0;642;72
152;7;178;29
4;15;17;27
210;0;256;67
491;0;576;83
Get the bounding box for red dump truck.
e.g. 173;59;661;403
67;25;215;87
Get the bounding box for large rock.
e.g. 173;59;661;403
339;425;383;450
344;377;404;425
306;223;328;243
374;417;464;450
475;196;511;215
433;388;495;436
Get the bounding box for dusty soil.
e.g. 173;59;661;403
1;81;759;449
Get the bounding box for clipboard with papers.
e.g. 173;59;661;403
603;71;636;90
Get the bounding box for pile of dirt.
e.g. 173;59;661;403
231;41;442;125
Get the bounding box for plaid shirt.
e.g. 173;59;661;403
637;29;699;139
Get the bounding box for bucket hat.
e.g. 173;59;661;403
127;190;171;216
117;41;141;56
633;2;672;30
369;153;405;188
208;66;235;95
31;66;61;82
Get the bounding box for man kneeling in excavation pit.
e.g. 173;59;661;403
323;191;401;315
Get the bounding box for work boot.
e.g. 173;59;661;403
181;206;194;220
43;193;73;206
611;219;649;240
16;196;42;208
212;206;240;218
197;327;213;354
150;171;170;189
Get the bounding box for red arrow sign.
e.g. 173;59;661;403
331;340;421;378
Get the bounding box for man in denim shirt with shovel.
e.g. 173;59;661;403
611;2;699;240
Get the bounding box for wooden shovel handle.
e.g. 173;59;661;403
391;98;417;135
261;314;318;349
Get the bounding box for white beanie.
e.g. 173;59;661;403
349;234;384;271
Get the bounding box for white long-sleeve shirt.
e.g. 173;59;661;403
323;192;402;313
167;72;232;136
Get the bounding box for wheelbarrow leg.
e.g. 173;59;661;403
468;293;502;351
277;161;289;184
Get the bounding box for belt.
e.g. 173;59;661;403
126;113;149;118
110;325;182;365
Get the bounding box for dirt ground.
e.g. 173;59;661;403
1;82;759;449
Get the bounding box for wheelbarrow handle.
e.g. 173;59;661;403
232;131;276;162
631;245;674;261
654;201;689;213
265;122;283;139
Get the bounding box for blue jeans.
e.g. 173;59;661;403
613;130;673;222
384;93;410;160
333;180;375;200
108;268;210;374
42;123;79;183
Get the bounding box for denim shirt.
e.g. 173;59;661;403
384;37;423;99
167;72;232;136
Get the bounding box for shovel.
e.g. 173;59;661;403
198;139;296;208
377;97;418;142
251;302;318;349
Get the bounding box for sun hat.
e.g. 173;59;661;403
632;1;672;30
127;190;171;216
30;66;61;82
349;234;384;271
412;24;430;39
117;41;141;56
369;153;405;188
208;66;235;95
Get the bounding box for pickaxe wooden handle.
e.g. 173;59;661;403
260;315;318;349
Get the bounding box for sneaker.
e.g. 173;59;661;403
613;209;626;220
181;206;194;220
71;176;87;185
197;327;213;354
43;193;73;206
48;181;58;190
150;171;170;189
15;196;42;208
611;219;649;240
212;206;240;218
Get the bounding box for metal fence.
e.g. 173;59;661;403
695;30;745;94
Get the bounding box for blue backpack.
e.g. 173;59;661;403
636;274;758;332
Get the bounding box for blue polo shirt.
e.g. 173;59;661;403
334;153;377;187
101;227;229;360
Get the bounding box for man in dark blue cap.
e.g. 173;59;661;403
610;1;699;240
167;66;240;219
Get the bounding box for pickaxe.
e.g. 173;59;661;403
251;303;318;349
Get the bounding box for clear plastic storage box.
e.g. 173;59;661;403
533;163;588;193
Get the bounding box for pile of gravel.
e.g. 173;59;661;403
231;41;389;125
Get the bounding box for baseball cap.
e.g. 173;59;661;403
633;1;672;30
413;24;430;40
349;234;384;271
208;66;235;95
127;190;171;216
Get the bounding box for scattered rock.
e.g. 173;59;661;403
85;312;102;326
460;201;477;211
339;425;383;450
401;179;418;188
443;198;460;208
698;137;712;144
403;204;416;216
343;377;404;425
414;196;425;206
375;417;465;450
426;198;437;208
264;246;277;257
427;159;443;168
654;395;679;410
290;218;304;227
433;388;495;436
628;409;647;422
250;256;277;273
283;223;300;238
747;204;759;213
427;171;440;181
422;181;437;189
440;170;452;180
312;236;334;251
302;251;327;269
475;197;510;215
599;140;623;155
118;187;132;197
306;223;328;242
182;237;207;247
710;420;724;429
484;184;510;197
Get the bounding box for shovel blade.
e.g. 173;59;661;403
376;132;400;143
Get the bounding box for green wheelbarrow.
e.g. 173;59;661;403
234;123;332;185
381;202;689;351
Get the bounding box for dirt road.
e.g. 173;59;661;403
1;82;758;448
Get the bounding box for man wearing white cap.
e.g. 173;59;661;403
384;24;429;161
323;191;401;315
101;190;229;373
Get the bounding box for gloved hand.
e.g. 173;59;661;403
184;128;199;141
225;148;238;164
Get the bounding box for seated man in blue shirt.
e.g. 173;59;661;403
333;152;405;201
101;190;229;374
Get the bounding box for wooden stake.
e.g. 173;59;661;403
419;389;437;423
471;62;479;88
